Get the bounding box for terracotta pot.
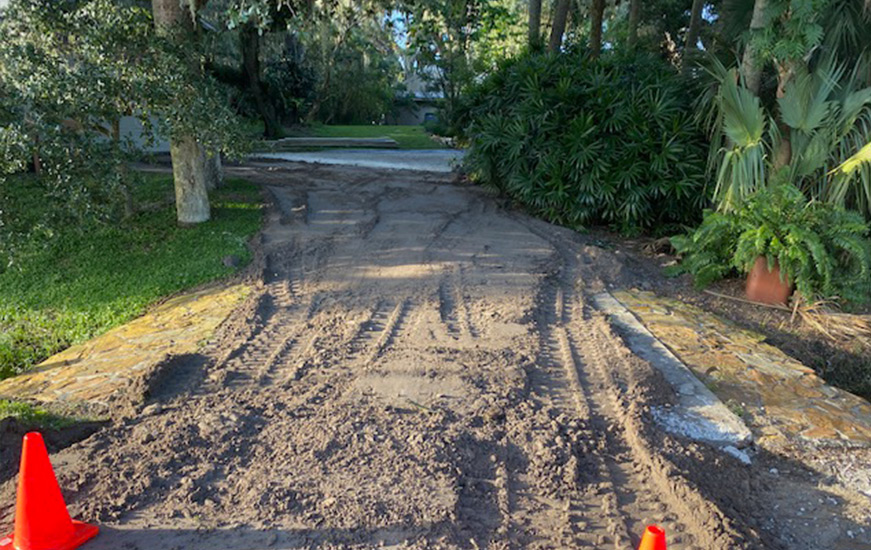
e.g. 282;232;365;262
745;256;793;305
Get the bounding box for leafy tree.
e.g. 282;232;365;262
0;0;242;239
404;0;524;133
302;0;401;124
703;59;871;218
701;0;871;218
263;34;318;124
219;0;308;137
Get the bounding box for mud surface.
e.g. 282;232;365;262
2;164;869;549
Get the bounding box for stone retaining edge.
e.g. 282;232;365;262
592;291;754;453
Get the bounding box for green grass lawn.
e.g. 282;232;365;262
307;125;446;149
246;120;447;150
0;173;263;380
0;399;77;429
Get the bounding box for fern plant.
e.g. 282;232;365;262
671;184;871;304
459;51;709;233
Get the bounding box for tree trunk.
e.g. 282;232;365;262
172;136;211;225
681;0;705;73
685;0;704;51
202;147;223;191
152;0;211;224
549;0;571;52
627;0;641;50
740;0;768;95
241;23;282;139
529;0;542;48
772;61;795;171
589;0;606;59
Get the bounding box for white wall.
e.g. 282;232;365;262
119;116;170;153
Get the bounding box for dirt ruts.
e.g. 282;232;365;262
1;163;868;549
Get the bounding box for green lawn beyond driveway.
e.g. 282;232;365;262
280;124;444;150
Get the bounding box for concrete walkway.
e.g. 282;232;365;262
251;148;465;173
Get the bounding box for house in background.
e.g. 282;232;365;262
119;116;170;153
389;63;442;126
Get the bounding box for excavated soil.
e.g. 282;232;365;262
2;163;869;549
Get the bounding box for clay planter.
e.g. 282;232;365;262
745;256;793;305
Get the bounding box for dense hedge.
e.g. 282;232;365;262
460;52;710;233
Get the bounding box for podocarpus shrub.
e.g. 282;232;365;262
460;51;709;233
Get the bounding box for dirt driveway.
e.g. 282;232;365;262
2;163;869;549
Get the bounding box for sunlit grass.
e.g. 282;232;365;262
0;174;263;380
0;399;77;430
307;124;446;149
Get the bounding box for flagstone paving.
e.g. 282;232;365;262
0;284;250;415
611;289;871;452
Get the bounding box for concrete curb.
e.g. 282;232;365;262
249;149;464;173
267;137;399;149
592;292;754;453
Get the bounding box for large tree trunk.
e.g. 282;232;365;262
241;23;282;138
772;61;796;171
152;0;211;224
627;0;641;50
529;0;542;47
589;0;606;59
549;0;571;52
172;137;211;225
740;0;768;95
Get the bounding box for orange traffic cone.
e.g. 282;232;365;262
0;432;98;550
637;525;666;550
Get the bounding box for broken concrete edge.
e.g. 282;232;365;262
591;292;754;459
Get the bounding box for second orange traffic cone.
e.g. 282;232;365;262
637;524;666;550
0;432;98;550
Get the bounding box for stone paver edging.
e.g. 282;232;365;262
593;292;754;454
607;289;871;453
0;284;250;415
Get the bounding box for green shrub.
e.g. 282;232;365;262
670;185;871;304
460;51;710;233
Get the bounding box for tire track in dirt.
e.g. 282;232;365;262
519;220;751;550
502;276;634;550
202;247;322;391
438;270;476;340
366;298;411;365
